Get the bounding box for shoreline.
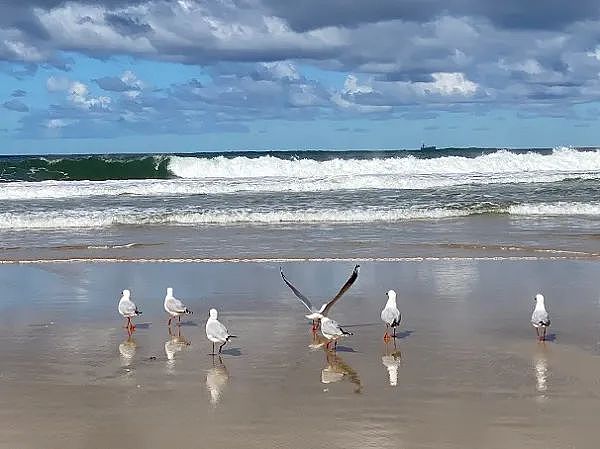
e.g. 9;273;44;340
2;259;600;448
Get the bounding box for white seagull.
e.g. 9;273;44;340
205;308;236;355
118;289;141;331
280;264;360;331
381;289;401;341
164;287;192;327
320;316;353;350
531;293;551;341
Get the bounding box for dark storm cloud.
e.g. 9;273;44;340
104;12;153;35
263;0;600;32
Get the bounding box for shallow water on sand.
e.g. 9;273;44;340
1;261;600;449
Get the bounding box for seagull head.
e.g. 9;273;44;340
535;293;545;304
386;289;397;302
166;287;173;297
122;289;130;298
209;308;218;319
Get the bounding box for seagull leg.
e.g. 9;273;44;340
333;340;338;351
210;341;215;356
535;326;540;340
168;316;172;327
392;326;396;338
218;342;226;354
177;315;181;326
383;324;390;342
541;327;547;342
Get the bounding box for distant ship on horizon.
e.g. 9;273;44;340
420;143;437;151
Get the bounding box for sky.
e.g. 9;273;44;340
1;0;600;154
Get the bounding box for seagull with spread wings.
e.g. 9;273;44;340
280;264;360;331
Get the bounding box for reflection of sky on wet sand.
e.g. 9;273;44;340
2;261;600;449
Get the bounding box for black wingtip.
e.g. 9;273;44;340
135;310;142;315
186;309;193;314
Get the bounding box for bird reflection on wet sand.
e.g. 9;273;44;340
164;326;190;371
321;349;361;393
206;356;229;406
533;343;550;403
118;335;137;367
381;340;402;386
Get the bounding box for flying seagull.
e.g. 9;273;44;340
381;289;401;341
205;308;236;355
164;287;193;327
280;264;360;330
531;293;551;341
118;289;141;332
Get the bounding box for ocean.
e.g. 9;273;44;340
1;147;600;262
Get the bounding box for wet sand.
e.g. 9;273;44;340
1;260;600;449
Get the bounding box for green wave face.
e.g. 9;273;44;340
0;155;171;182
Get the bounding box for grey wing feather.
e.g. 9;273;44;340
322;319;343;337
531;310;550;326
280;267;315;312
322;264;360;316
207;320;229;340
119;300;136;315
167;297;187;313
381;307;400;326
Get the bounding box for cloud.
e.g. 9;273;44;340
2;0;600;137
11;89;27;97
3;99;29;112
94;70;143;91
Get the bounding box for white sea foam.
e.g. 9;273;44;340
1;148;599;201
508;202;600;216
0;202;598;229
167;147;600;179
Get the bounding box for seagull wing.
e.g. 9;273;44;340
166;297;187;314
207;319;229;341
532;309;550;326
280;267;315;313
119;299;136;316
321;264;360;316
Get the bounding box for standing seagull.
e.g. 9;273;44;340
205;309;236;355
164;287;192;327
381;289;401;341
118;289;141;332
280;264;360;331
320;316;353;350
531;293;551;341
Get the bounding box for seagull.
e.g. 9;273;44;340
531;293;551;341
118;289;141;331
164;287;192;327
205;308;236;355
381;289;401;341
280;264;360;331
320;316;353;350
